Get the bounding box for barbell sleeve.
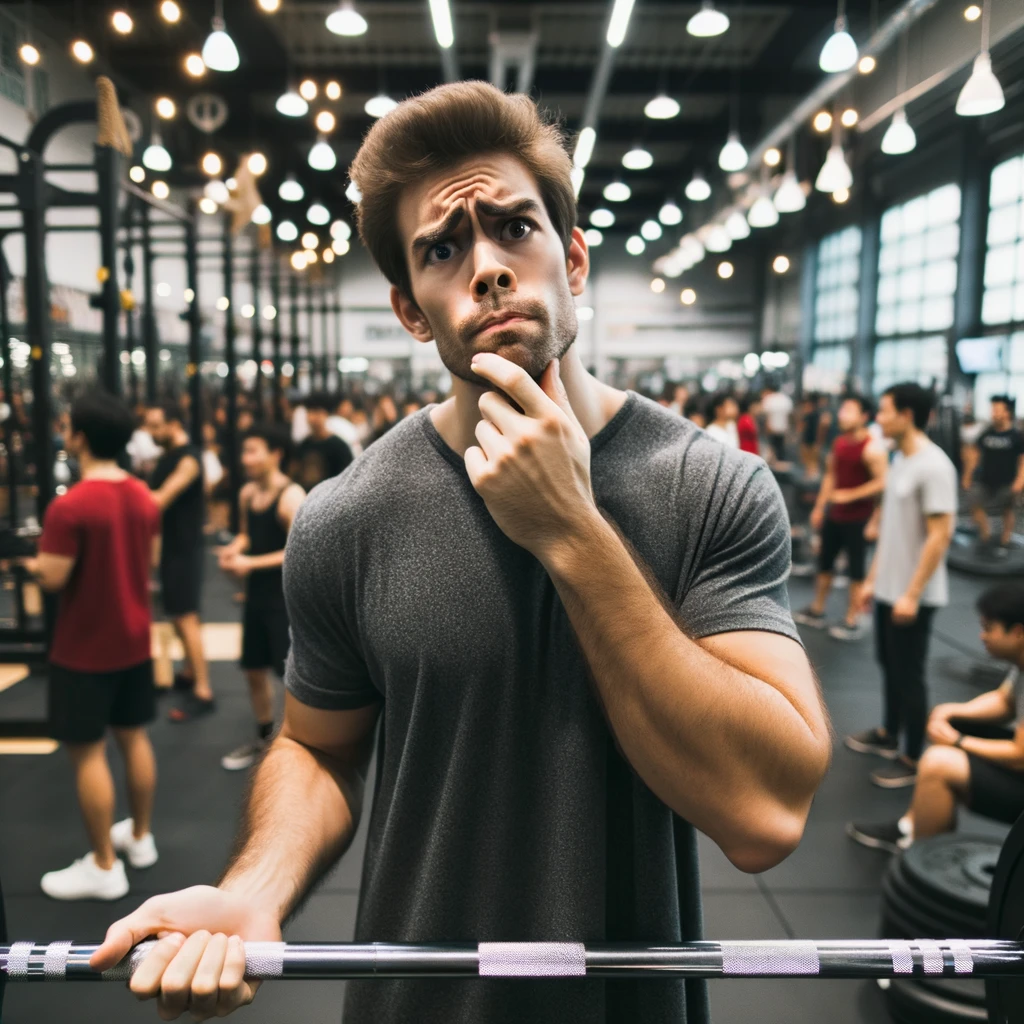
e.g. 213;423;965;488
3;939;1024;981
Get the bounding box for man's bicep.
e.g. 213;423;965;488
280;692;380;764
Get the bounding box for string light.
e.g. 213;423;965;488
258;0;282;9
964;4;981;20
201;152;223;176
155;97;176;119
323;248;335;264
773;255;791;274
717;261;734;279
813;110;833;132
199;197;218;215
841;108;859;127
680;288;696;305
858;55;876;73
247;152;268;175
184;53;206;77
315;110;336;133
301;231;319;249
70;39;93;63
299;79;318;101
18;43;40;65
326;81;342;100
129;165;146;183
160;1;181;23
763;147;781;167
650;278;666;293
111;11;134;34
291;251;308;271
152;181;170;200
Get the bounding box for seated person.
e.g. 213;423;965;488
846;581;1024;852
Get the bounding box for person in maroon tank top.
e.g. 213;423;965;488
793;395;889;640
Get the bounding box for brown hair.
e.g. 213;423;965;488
349;80;577;301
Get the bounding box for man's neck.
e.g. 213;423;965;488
898;427;927;457
309;426;330;441
845;426;869;442
254;468;286;493
79;454;126;480
168;427;189;449
430;345;626;458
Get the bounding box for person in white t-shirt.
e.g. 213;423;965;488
705;393;740;448
761;385;793;464
326;396;363;459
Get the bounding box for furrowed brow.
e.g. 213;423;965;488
474;197;542;220
411;208;465;258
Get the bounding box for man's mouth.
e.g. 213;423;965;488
477;315;530;335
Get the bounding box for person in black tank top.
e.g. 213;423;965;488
216;425;305;771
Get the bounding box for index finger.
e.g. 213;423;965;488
470;353;552;419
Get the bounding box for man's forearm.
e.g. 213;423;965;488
218;735;362;923
813;472;834;511
246;550;284;571
904;532;951;602
959;736;1024;770
839;479;885;502
950;689;1014;722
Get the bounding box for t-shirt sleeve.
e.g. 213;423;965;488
922;452;958;516
677;462;800;643
38;495;79;559
283;496;380;710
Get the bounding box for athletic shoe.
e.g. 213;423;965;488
829;621;867;642
793;606;828;629
40;853;129;901
788;562;817;578
110;818;159;869
844;727;899;759
221;741;267;772
846;820;912;854
172;672;195;692
870;760;918;789
168;692;216;723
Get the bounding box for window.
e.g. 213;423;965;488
872;336;948;396
981;153;1024;327
972;330;1024;415
812;226;860;376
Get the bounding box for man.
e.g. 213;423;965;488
27;392;160;900
95;80;830;1024
794;394;888;640
327;395;364;457
736;394;760;455
848;582;1024;852
216;426;305;771
145;401;214;722
846;383;957;789
963;395;1024;555
798;393;824;479
704;392;740;448
683;392;707;428
761;382;793;465
291;391;354;490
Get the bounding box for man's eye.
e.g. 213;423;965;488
427;242;454;263
502;218;532;241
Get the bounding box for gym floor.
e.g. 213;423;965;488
0;559;1011;1024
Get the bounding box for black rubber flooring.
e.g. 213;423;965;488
0;559;1012;1023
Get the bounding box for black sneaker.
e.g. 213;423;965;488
844;727;899;758
168;692;216;723
793;606;828;629
172;672;195;692
846;820;912;854
870;759;918;789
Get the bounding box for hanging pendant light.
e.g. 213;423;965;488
622;146;653;170
276;89;308;117
326;1;368;35
748;193;780;229
658;200;683;225
704;224;732;253
725;210;750;240
142;133;172;172
815;145;853;193
278;176;305;202
645;93;680;119
685;171;711;202
773;171;807;213
687;0;729;38
202;1;239;72
956;52;1004;116
718;131;748;173
308;138;337;171
881;108;917;154
365;93;398;118
819;2;858;74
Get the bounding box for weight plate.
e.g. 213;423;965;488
917;975;987;1008
887;978;988;1023
986;812;1024;1024
884;864;988;935
899;835;1000;917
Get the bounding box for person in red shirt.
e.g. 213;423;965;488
24;391;162;901
737;394;761;455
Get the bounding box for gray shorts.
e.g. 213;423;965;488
971;482;1018;515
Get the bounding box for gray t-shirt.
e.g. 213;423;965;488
1000;667;1023;725
283;393;799;1024
874;439;958;608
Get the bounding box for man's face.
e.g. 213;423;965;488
980;618;1024;661
722;399;738;422
392;152;588;386
991;400;1012;430
876;394;908;440
838;399;867;432
144;408;168;444
306;407;328;433
242;437;277;479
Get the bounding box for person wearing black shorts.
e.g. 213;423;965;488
848;582;1024;852
216;425;305;770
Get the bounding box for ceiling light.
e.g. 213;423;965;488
705;225;732;253
763;147;781;167
717;261;734;279
252;204;272;225
820;14;858;73
583;228;603;247
645;93;680;120
247;152;267;175
773;171;806;213
201;151;222;176
301;231;319;249
687;0;729;37
748;195;780;228
291;251;308;271
202;10;239;72
156;282;171;297
815;145;853;192
263;304;277;320
142;135;172;172
111;10;134;34
607;0;637;47
680;288;697;305
718;132;748;172
651;278;666;293
70;39;93;63
346;180;362;203
725;210;750;240
626;235;646;255
323;248;335;264
307;203;330;225
276;89;308;116
622;146;653;171
241;303;255;318
152;181;170;200
304;249;318;264
204;179;229;204
574;126;596;169
590;208;615;228
658;201;682;225
963;4;981;19
184;53;206;77
279;176;304;202
773;255;790;274
832;187;850;203
641;219;663;241
315;110;336;133
184;288;195;301
956;51;1005;116
813;110;833;132
332;237;351;255
277;220;298;242
685;171;711;202
129;165;145;183
326;80;342;100
365;93;398;118
308;140;337;171
326;1;368;36
603;181;631;202
258;0;281;10
881;108;917;154
330;219;352;240
299;79;318;102
576;305;595;321
841;108;859;127
160;1;181;23
858;55;876;73
155;96;176;119
18;43;40;65
199;197;218;215
429;0;454;48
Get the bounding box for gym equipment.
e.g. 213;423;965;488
948;525;1024;578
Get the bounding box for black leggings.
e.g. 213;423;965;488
875;600;937;761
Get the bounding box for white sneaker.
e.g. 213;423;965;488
110;818;159;868
221;740;267;772
40;852;129;901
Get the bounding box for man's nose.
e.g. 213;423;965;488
469;239;517;299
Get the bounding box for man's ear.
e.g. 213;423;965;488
566;226;590;298
390;285;434;343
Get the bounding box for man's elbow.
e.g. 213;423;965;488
724;806;810;874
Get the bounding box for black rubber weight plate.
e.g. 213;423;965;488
986;812;1024;1024
899;835;1000;918
886;978;988;1023
884;862;989;935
